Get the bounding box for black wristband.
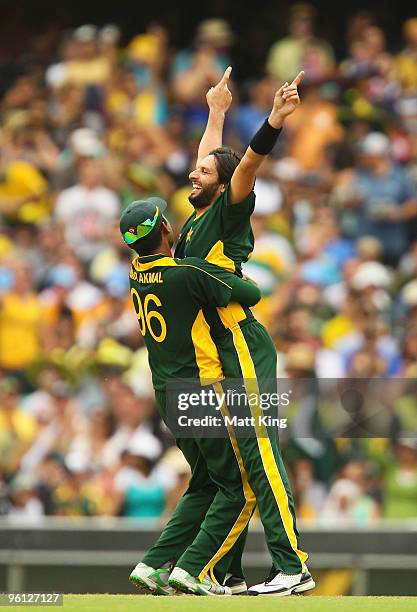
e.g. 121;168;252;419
249;118;282;156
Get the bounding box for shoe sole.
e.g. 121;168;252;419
130;574;173;596
130;574;155;594
248;577;316;597
153;585;175;596
169;577;230;596
293;578;316;594
169;577;207;596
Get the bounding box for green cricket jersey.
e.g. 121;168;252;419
175;186;256;337
129;254;259;391
175;186;255;276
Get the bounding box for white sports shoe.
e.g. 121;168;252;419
129;562;176;595
248;568;315;596
169;567;232;596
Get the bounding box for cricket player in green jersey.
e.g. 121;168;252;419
169;66;315;596
120;197;262;596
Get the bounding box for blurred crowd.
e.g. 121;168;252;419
1;5;417;524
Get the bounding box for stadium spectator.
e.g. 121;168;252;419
266;3;335;83
57;25;112;88
171;18;234;129
291;458;327;523
319;477;379;526
54;158;120;262
124;28;169;127
377;439;417;519
232;76;278;146
332;132;417;265
8;473;44;518
0;262;43;372
0;378;38;478
396;18;417;93
114;431;176;519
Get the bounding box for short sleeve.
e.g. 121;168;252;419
182;258;237;307
220;187;255;239
221;187;255;220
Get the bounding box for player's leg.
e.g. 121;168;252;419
131;438;217;594
169;431;255;595
141;439;216;566
130;391;217;594
219;322;314;595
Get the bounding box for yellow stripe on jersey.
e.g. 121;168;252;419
206;240;235;273
198;381;256;582
226;323;309;568
191;311;224;384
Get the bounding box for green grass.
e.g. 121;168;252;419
21;594;417;612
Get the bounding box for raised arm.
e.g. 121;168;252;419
197;66;233;165
229;71;304;204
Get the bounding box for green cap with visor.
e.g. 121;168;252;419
120;197;167;247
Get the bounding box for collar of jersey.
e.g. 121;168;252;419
194;207;209;221
136;253;167;262
133;253;177;271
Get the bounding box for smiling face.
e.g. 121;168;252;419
188;154;224;209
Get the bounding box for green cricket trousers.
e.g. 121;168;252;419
143;319;308;581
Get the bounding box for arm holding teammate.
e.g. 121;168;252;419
229;70;304;204
230;274;260;305
183;257;261;308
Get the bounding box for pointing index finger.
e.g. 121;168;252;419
220;66;232;84
291;70;305;87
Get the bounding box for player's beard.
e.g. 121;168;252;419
188;182;220;209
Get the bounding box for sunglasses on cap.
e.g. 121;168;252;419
122;207;160;245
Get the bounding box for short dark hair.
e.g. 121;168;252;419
209;147;242;185
132;226;163;256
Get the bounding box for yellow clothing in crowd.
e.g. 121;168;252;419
286;102;344;171
0;160;49;223
0;292;42;370
321;314;354;350
65;57;110;86
396;51;417;92
0;408;38;443
266;37;335;83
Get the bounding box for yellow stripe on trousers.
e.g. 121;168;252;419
198;381;256;582
229;325;309;568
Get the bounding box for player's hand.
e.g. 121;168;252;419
269;71;304;128
206;66;233;114
242;274;259;287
